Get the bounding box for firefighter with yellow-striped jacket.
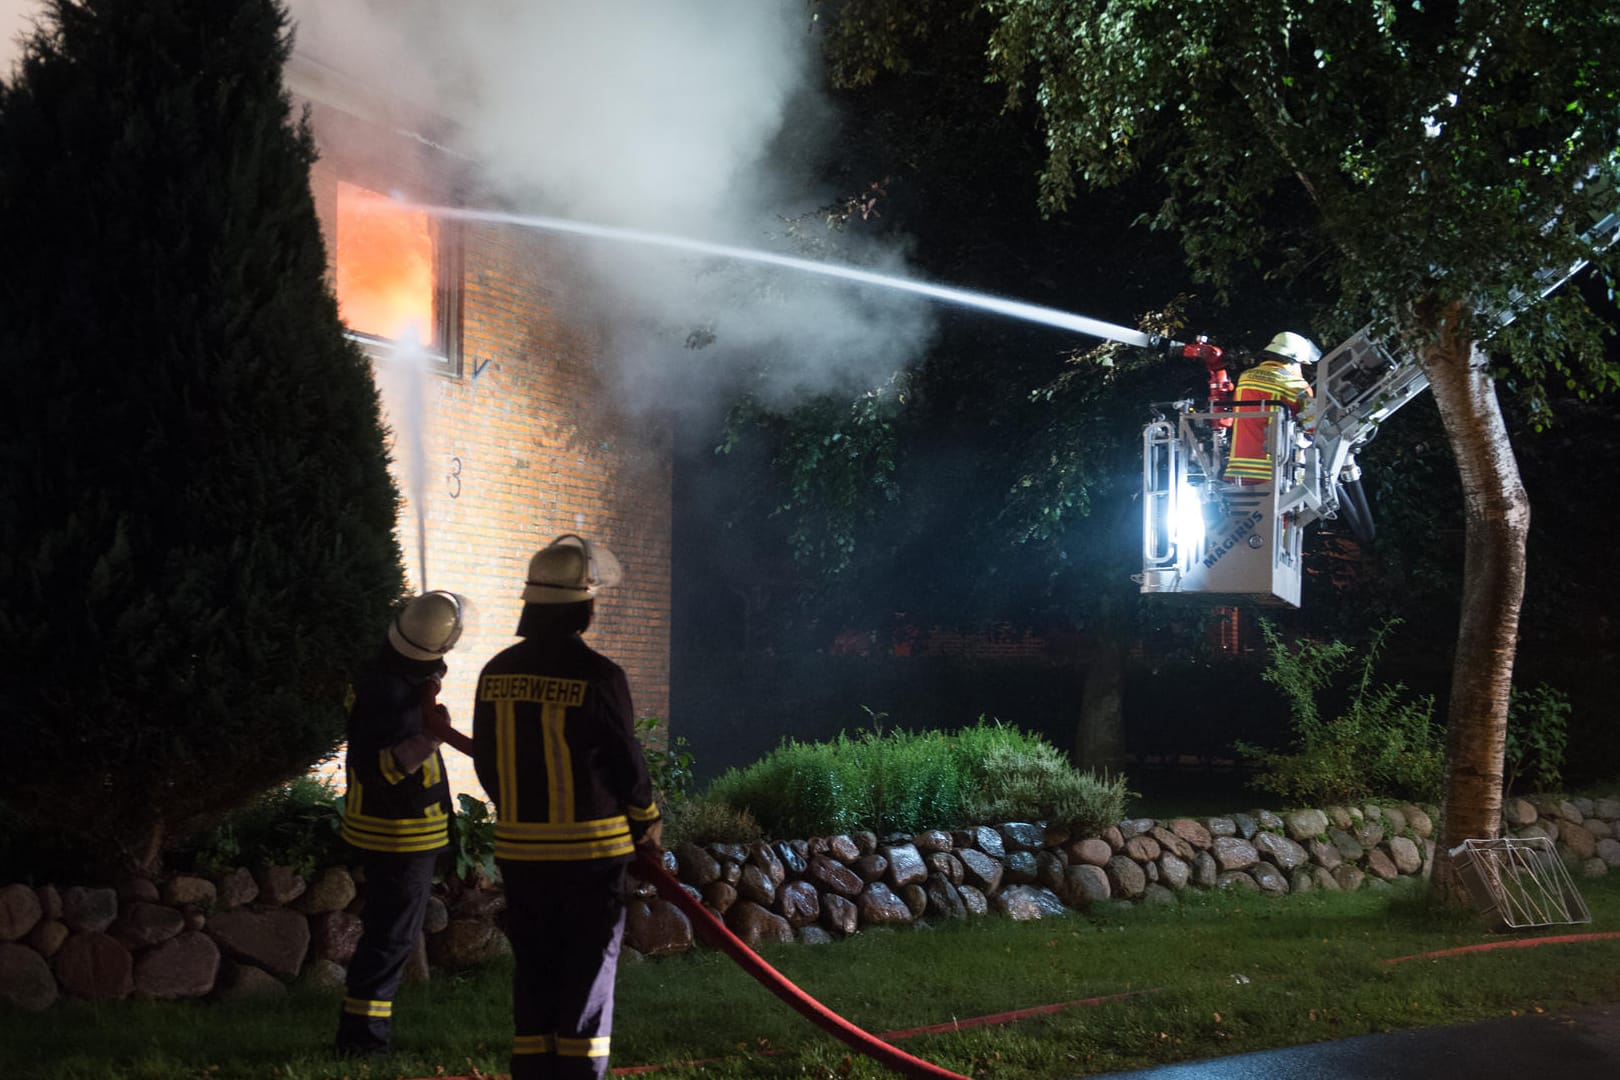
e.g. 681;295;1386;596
473;535;662;1080
335;590;475;1059
1224;331;1321;483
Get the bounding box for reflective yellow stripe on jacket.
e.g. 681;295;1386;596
487;675;643;861
492;815;635;861
1225;360;1309;482
340;773;450;853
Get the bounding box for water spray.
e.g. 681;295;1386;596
391;323;433;591
397;202;1163;350
371;202;1182;610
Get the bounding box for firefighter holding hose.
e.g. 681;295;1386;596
335;590;476;1058
473;535;662;1080
1223;330;1321;483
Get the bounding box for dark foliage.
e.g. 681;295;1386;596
0;0;405;871
679;4;1620;792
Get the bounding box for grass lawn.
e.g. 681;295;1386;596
5;870;1619;1079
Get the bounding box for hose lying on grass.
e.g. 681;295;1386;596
634;849;971;1080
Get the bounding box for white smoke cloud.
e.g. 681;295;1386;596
0;0;936;414
282;0;936;415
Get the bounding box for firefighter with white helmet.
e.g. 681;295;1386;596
336;590;475;1058
385;589;468;660
1224;331;1321;483
473;535;660;1080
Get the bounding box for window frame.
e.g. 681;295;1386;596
334;179;465;378
296;88;469;381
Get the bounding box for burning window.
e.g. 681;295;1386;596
335;181;460;369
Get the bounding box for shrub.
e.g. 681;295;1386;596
700;716;1124;838
662;793;764;849
450;794;498;886
705;737;870;837
1504;683;1571;794
180;775;347;878
845;728;966;836
961;743;1131;835
1238;620;1444;805
636;715;696;811
948;718;1062;764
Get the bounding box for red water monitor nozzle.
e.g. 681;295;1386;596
1179;334;1232;421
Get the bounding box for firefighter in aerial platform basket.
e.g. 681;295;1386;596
1223;330;1321;484
473;534;662;1080
336;589;476;1058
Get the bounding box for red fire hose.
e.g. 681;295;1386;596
634;850;971;1080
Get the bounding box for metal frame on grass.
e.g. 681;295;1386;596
1450;836;1592;931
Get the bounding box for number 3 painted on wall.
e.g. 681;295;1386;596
447;456;462;500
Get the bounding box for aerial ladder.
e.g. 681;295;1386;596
1136;184;1620;607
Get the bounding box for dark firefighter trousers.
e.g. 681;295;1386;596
335;851;437;1055
500;857;630;1080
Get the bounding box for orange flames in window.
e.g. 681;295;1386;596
335;181;434;344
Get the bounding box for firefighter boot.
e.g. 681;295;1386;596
335;1000;392;1058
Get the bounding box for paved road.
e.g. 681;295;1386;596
1083;1002;1620;1079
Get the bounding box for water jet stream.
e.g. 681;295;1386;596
388;323;434;591
401;202;1154;348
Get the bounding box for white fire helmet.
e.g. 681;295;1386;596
1262;331;1322;366
388;590;473;661
523;534;623;604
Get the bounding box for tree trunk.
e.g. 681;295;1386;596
1076;638;1126;774
1417;301;1530;901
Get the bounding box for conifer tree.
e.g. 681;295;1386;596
0;0;406;870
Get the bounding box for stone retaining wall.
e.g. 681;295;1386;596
3;794;1616;1012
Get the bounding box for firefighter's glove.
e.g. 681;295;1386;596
636;819;664;852
424;703;475;756
422;703;453;739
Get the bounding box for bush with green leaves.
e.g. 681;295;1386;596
635;715;696;811
661;793;764;850
1237;620;1444;806
1504;683;1571;795
450;794;498;886
699;717;1126;839
179;775;347;879
958;742;1131;835
704;736;873;838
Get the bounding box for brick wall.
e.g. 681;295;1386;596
300;90;673;802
